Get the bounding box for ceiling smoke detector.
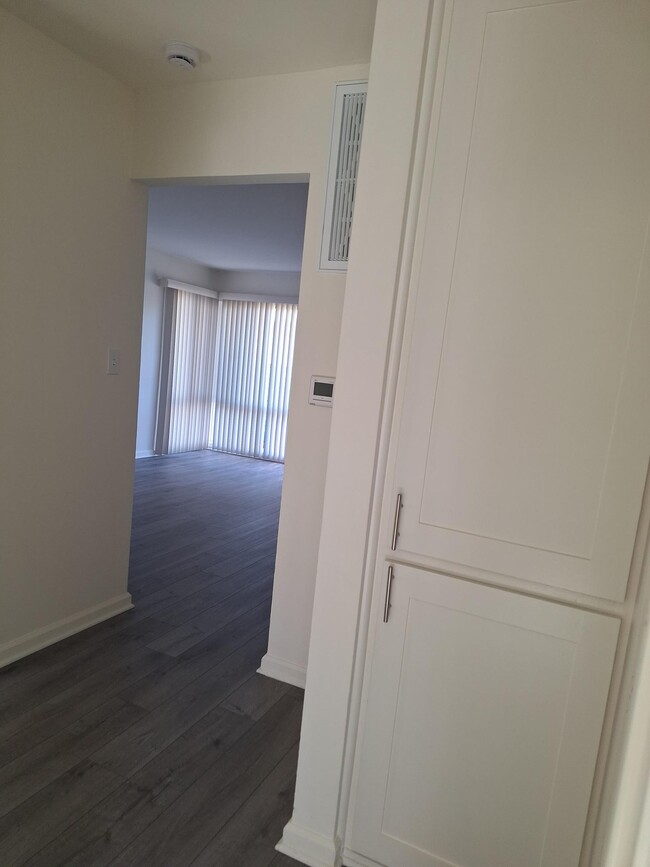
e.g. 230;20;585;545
163;41;200;70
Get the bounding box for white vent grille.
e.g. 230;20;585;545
320;82;368;270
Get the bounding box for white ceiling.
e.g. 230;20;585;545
0;0;376;87
147;183;309;272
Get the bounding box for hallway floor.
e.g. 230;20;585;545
0;450;302;866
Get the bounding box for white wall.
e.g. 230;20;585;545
277;1;434;863
136;248;219;458
132;63;369;683
0;9;148;664
217;269;300;298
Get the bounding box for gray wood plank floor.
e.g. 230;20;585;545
0;450;305;867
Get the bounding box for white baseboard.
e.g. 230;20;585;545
258;652;306;689
0;593;133;669
136;449;155;459
276;820;342;867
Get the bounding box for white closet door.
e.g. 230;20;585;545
347;565;619;867
393;0;650;601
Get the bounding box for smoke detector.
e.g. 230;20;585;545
163;41;200;70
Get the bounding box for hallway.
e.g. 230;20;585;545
0;451;301;866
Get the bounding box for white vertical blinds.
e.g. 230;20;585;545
164;289;220;454
157;288;297;462
210;299;297;462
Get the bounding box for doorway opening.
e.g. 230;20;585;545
129;178;308;661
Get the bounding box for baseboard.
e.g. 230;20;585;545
136;449;155;459
276;819;342;867
0;593;133;669
258;652;306;689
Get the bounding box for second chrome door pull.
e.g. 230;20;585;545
383;565;394;623
390;493;403;550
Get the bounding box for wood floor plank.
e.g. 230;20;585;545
152;561;274;628
0;645;171;766
121;601;272;711
0;624;163;724
268;853;305;866
0;759;123;866
21;777;165;867
0;698;146;818
92;630;269;777
108;692;303;867
0;451;302;867
22;707;255;867
190;744;298;867
221;673;293;721
148;576;273;657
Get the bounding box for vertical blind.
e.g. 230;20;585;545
210;300;297;462
158;289;297;462
164;289;220;455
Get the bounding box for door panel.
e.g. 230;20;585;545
394;0;650;600
348;565;619;867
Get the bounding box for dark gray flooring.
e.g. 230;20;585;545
0;450;304;867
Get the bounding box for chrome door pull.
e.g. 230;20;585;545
390;493;403;550
383;565;394;623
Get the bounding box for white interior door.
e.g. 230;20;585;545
347;565;619;867
392;0;650;601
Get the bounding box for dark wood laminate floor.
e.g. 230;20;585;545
0;450;304;867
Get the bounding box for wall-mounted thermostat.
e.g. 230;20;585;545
309;376;335;407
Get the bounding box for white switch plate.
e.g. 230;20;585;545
107;349;121;375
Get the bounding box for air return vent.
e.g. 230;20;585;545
320;82;368;271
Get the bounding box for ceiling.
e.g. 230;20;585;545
0;0;376;87
147;183;309;272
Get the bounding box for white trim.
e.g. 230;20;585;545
159;278;219;298
136;449;156;459
140;172;310;187
276;821;342;867
0;593;133;669
601;536;650;867
632;773;650;867
258;652;306;689
219;292;298;305
159;281;298;306
283;2;438;859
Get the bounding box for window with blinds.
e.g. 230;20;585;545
320;81;368;271
156;286;297;463
155;287;220;455
210;299;297;463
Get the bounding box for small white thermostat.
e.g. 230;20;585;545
309;376;335;407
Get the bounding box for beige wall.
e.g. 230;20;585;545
0;10;148;663
132;63;368;681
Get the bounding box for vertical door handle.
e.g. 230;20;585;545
383;565;394;623
391;493;403;551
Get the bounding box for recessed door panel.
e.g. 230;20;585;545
348;565;619;867
394;0;650;599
